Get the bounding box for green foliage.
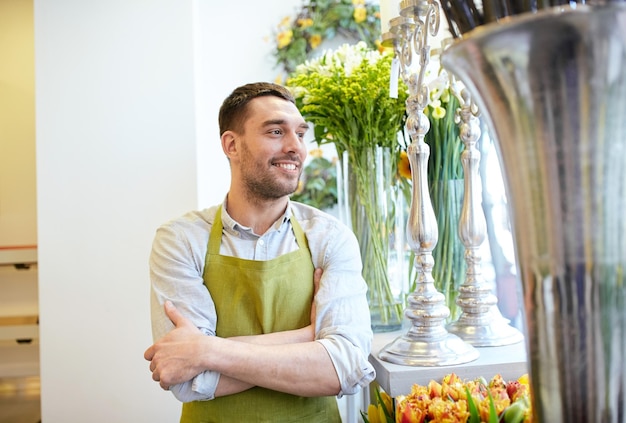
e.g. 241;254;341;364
465;386;481;423
272;0;381;74
290;155;338;210
287;41;408;160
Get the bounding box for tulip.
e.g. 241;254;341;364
367;404;380;423
396;399;425;423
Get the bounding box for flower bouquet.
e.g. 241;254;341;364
364;373;533;423
272;0;381;74
287;41;410;331
422;72;466;321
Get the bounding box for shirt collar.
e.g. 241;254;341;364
221;197;292;237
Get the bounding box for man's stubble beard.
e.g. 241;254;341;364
239;141;302;202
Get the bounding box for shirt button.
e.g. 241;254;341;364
258;239;265;246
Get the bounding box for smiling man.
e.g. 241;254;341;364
144;82;375;422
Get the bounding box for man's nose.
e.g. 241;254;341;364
284;132;302;152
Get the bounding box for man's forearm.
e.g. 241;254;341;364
211;326;315;397
201;336;340;397
229;325;314;345
214;374;254;397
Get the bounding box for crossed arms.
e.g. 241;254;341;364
144;269;342;398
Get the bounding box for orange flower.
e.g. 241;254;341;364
394;373;533;423
398;151;412;179
506;380;527;402
404;385;431;411
428;396;470;422
442;373;462;385
309;34;322;49
396;396;425;423
428;380;443;398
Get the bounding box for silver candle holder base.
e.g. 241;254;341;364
380;282;479;365
447;306;524;347
379;333;479;366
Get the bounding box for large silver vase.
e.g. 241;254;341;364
442;5;626;422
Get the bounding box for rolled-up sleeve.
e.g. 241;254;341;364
149;214;221;401
306;215;376;396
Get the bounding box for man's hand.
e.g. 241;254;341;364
144;301;207;390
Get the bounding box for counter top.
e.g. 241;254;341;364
369;330;528;396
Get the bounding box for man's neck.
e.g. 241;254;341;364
225;192;289;235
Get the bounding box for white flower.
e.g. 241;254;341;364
290;86;306;99
428;71;450;103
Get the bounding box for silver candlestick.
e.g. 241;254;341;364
378;0;478;366
446;87;524;347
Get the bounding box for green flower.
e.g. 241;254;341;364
286;41;408;158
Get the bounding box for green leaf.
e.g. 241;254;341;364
486;390;499;423
465;386;480;423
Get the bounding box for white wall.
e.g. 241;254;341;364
194;0;302;208
34;0;302;421
35;1;196;421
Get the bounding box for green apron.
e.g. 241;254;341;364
180;206;340;423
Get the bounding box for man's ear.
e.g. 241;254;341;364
221;131;238;159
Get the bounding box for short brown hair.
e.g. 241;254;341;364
218;82;296;136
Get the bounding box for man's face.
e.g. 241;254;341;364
236;96;309;201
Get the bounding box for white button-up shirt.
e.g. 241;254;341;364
149;199;375;402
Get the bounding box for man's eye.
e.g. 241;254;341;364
270;129;282;135
297;132;306;139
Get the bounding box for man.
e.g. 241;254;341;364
144;82;374;422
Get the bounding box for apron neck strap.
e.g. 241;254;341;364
208;206;224;255
209;205;307;255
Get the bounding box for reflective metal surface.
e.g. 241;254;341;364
446;88;524;346
378;0;479;367
443;5;626;422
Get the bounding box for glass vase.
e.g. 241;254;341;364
423;86;467;322
430;179;466;322
337;146;410;332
